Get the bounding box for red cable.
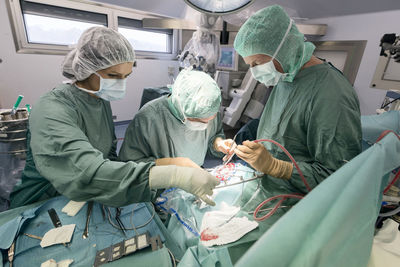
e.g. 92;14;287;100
254;139;310;191
253;194;304;221
251;130;400;221
375;130;400;143
373;130;400;194
383;169;400;194
250;139;310;221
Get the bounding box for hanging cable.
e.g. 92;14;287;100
249;139;309;221
374;130;400;194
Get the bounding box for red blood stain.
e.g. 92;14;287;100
201;228;219;241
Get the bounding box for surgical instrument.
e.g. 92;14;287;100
215;174;263;189
8;241;15;267
223;134;238;165
48;208;67;246
24;233;42;240
10;95;23;116
25;104;31;114
82;201;94;239
48;208;62;228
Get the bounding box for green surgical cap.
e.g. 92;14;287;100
168;69;221;120
234;5;315;82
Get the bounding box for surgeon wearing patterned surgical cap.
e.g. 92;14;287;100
11;27;219;208
233;5;362;192
120;68;234;168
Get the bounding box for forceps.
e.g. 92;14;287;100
223;134;238;165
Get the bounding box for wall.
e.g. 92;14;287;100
307;9;400;115
0;2;179;121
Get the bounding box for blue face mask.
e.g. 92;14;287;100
250;19;294;87
76;72;127;101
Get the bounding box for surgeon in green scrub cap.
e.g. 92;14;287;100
120;68;234;167
233;5;362;191
10;27;219;208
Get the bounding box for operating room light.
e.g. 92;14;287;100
184;0;254;14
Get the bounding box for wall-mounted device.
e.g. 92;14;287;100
216;45;239;71
371;34;400;91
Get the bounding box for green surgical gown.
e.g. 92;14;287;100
257;62;362;193
10;84;155;208
119;96;225;166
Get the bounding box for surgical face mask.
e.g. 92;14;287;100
185;120;209;131
250;19;294;87
76;72;127;101
175;96;209;131
251;62;286;87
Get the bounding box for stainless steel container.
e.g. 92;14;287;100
0;108;28;211
0;109;28;158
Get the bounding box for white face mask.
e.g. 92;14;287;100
185;120;209;131
76;72;127;101
251;62;287;87
175;97;209;131
250;19;293;87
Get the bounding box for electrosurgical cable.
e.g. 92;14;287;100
250;139;308;221
247;205;291;214
254;139;309;190
106;203;156;233
252;130;400;221
374;130;400;194
155;188;200;237
167;247;177;267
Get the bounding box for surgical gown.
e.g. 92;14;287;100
257;62;362;193
119;96;225;166
10;84;155;208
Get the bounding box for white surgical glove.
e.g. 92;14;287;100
149;166;219;206
214;137;236;155
155;157;201;169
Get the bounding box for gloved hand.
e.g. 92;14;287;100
149;165;219;206
156;157;201;169
214;137;237;155
235;140;293;179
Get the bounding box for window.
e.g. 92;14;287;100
118;17;173;53
7;0;178;59
21;1;107;46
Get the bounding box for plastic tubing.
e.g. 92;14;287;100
379;205;400;217
254;139;310;191
253;194;303;221
155;188;200;237
250;139;310;221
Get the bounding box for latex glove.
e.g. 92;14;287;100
149;165;219;206
235;140;293;179
214;137;237;155
156;157;201;169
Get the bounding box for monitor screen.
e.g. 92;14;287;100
217;45;238;71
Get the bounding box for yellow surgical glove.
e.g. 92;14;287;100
155;157;201;169
235;140;293;179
